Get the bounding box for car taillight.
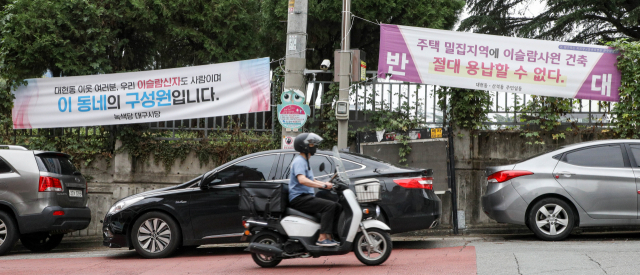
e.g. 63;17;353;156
487;170;533;183
39;176;63;192
393;177;433;190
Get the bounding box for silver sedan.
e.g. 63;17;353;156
482;139;640;241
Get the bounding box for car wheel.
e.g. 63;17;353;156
0;211;19;256
19;232;64;252
353;228;392;266
131;212;181;259
528;198;575;241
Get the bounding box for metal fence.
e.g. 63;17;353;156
306;71;446;128
306;71;613;129
146;81;280;138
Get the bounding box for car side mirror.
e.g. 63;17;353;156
201;178;222;189
319;163;325;172
200;171;216;189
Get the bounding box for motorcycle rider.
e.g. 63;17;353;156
288;133;343;247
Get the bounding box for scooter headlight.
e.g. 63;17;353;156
376;205;381;218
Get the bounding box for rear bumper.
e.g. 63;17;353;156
481;181;528;225
17;206;91;234
386;189;442;234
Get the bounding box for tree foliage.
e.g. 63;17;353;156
0;0;465;87
436;87;492;130
608;39;640;138
262;0;465;70
460;0;640;43
0;0;263;88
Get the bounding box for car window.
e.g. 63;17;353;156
311;156;333;177
35;155;79;175
283;155;333;179
212;154;277;184
628;145;640;167
279;153;296;178
0;158;11;173
563;145;625;168
341;160;363;171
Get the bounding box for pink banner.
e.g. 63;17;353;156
378;24;621;102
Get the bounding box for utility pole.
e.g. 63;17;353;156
337;0;351;149
282;0;308;147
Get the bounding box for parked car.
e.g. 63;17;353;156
102;149;441;258
482;139;640;241
0;145;91;256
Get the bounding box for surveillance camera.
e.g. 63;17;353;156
320;59;331;71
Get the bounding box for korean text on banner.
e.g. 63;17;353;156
377;24;621;102
12;58;271;129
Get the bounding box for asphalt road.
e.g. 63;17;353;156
2;233;640;274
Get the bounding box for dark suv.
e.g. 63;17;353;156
0;145;91;255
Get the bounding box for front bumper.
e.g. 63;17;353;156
481;181;528;225
17;206;91;234
102;212;132;249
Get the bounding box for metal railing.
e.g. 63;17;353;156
306;71;613;129
146;81;280;138
306;71;447;128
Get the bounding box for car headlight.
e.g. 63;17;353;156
108;197;144;215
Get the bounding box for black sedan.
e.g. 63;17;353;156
102;149;441;258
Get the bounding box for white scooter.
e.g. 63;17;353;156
243;146;392;267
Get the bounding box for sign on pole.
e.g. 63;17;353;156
377;24;621;102
12;58;271;129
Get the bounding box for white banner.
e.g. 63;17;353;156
12;58;271;129
377;24;621;102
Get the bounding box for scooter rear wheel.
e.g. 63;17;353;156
251;234;282;268
353;228;392;266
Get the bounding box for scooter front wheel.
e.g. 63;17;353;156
251;234;282;268
353;228;392;266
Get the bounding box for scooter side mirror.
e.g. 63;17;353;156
319;163;325;172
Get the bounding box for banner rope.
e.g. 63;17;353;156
350;13;381;26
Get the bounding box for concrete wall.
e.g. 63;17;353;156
360;139;449;191
71;141;219;239
453;129;609;232
72;130;610;239
359;129;611;235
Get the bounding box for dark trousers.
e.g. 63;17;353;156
290;194;342;234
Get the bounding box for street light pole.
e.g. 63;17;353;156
337;0;351;149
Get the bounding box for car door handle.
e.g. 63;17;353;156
555;172;575;178
210;183;240;189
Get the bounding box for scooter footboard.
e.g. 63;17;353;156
360;219;391;231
